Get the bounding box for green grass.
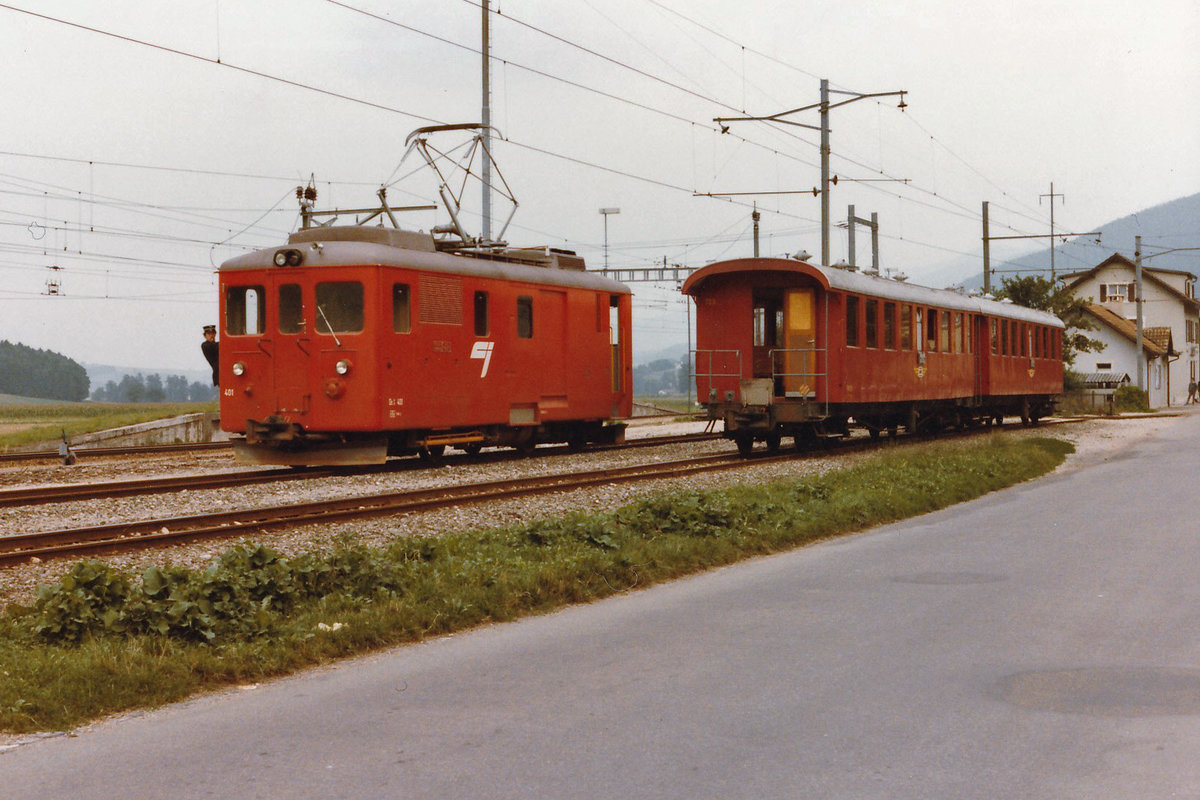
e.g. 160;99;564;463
0;434;1073;734
0;402;217;449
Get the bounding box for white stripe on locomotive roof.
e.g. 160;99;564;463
688;257;1063;328
221;239;631;295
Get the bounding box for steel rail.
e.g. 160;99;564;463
0;433;719;508
0;451;781;565
0;440;232;464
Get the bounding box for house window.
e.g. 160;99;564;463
1100;283;1135;302
1096;362;1112;370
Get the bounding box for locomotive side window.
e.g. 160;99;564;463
315;281;363;333
474;291;489;336
845;295;859;347
225;285;265;336
926;309;938;352
900;304;912;350
883;302;896;350
392;283;411;333
279;284;303;334
865;299;878;348
517;295;533;339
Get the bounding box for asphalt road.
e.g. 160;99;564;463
6;415;1200;799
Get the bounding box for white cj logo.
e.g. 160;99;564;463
470;341;494;377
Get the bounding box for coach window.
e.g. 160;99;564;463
865;299;878;348
925;309;938;352
883;302;896;349
990;318;998;355
315;281;363;333
845;295;860;347
279;283;303;334
901;303;912;350
393;283;411;333
474;291;489;336
225;285;265;336
517;295;533;338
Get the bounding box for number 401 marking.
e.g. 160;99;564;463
470;341;494;377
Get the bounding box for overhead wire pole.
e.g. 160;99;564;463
481;0;492;242
980;202;1100;289
1039;182;1064;280
715;79;906;266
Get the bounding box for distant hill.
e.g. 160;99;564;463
929;192;1200;291
0;340;89;401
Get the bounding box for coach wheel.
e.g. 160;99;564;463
567;431;588;452
461;443;483;456
766;432;782;453
735;434;754;456
887;425;898;438
868;425;881;441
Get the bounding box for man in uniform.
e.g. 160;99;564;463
201;324;219;387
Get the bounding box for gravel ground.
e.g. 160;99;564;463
0;413;1182;609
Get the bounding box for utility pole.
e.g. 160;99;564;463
715;79;906;266
982;201;992;294
1039;182;1064;281
752;203;760;257
481;0;492;242
1135;235;1144;391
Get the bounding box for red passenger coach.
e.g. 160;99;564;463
218;226;632;465
683;257;1063;453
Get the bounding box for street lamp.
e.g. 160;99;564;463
600;207;620;269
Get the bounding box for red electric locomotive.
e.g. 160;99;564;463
216;127;632;465
683;256;1063;453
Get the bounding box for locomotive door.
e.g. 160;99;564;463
782;288;816;397
272;280;312;417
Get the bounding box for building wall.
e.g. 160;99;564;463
1072;267;1195;405
1083;325;1168;408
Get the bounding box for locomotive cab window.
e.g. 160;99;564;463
315;281;363;334
279;284;303;334
392;283;411;333
474;291;489;336
226;285;265;336
517;295;533;339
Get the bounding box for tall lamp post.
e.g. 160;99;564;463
600;207;620;269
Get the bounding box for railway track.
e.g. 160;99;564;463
0;432;719;508
0;440;232;464
0;450;783;565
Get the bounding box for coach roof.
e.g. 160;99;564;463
682;257;1062;328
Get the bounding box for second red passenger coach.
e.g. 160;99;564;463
683;256;1064;453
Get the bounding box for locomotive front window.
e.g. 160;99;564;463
517;295;533;339
315;281;364;334
865;299;878;348
845;295;859;347
393;283;411;333
225;285;265;336
279;284;303;334
474;291;489;336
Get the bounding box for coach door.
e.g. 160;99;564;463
782;288;817;397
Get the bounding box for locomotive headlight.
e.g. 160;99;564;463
272;248;303;267
232;361;247;377
335;359;352;376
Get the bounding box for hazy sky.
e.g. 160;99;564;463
1;0;1196;370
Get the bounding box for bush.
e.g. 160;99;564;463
1112;384;1150;412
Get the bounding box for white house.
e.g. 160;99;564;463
1062;253;1199;405
1079;304;1171;408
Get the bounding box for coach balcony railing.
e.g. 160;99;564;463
768;347;826;399
690;349;742;402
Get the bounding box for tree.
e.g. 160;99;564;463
994;276;1103;366
0;340;89;401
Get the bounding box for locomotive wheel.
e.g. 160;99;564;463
766;431;782;453
735;434;754;456
461;443;483;456
419;445;446;465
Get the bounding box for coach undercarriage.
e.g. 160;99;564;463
711;394;1057;455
